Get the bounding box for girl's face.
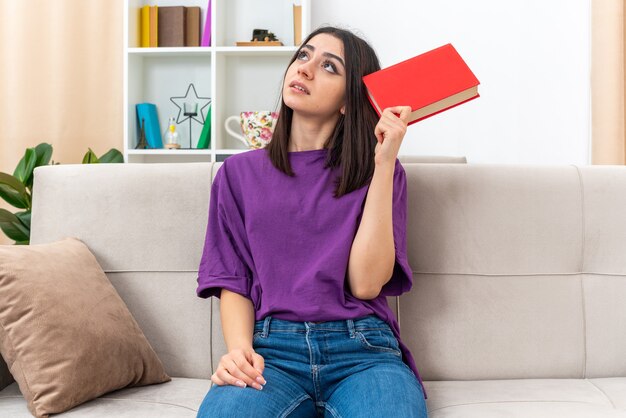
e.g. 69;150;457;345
282;33;347;119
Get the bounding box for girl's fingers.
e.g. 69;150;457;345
382;112;406;130
227;360;261;389
251;353;266;379
221;361;250;388
220;356;264;390
211;368;228;386
397;106;412;123
383;106;412;124
210;373;225;386
376;116;403;143
238;356;266;387
375;119;393;143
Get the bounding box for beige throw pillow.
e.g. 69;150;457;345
0;237;171;418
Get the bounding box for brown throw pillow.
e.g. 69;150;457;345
0;237;171;418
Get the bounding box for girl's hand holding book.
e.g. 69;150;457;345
374;106;412;166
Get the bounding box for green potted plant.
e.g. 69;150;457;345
0;143;123;245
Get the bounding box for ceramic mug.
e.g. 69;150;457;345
224;111;279;149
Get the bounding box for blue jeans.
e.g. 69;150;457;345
197;314;428;418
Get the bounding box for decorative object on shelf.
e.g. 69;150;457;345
135;118;148;149
252;28;278;41
201;0;211;47
169;83;211;149
196;103;212;149
183;102;198;148
224;111;279;149
0;143;123;245
236;29;283;46
164;117;181;149
135;103;163;148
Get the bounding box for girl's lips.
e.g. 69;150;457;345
289;81;310;94
290;85;309;95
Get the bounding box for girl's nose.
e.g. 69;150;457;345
297;61;314;79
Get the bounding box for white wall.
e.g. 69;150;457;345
312;0;591;164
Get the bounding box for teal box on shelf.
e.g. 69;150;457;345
136;103;164;149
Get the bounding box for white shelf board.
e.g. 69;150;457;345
127;149;213;155
128;47;213;57
216;46;299;56
126;149;256;156
215;148;255;154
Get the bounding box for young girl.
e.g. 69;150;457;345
196;25;428;418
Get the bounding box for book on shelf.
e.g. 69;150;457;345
149;5;158;47
196;104;212;149
158;6;185;47
135;103;163;149
362;43;480;126
140;6;150;47
140;5;158;47
185;6;201;47
201;0;211;46
293;4;302;45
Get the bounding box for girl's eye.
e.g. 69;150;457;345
322;61;337;74
296;50;338;74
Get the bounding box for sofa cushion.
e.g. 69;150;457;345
424;378;626;417
0;237;171;418
0;377;210;417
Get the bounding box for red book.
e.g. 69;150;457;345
362;43;480;125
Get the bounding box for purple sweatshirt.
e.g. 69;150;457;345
196;148;426;399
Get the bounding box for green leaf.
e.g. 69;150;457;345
34;143;53;167
0;184;29;209
0;208;30;242
0;208;18;223
0;172;27;194
25;143;54;190
13;148;37;186
98;148;124;163
82;148;99;164
0;173;29;209
15;211;31;230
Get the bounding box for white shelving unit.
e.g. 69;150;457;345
123;0;311;163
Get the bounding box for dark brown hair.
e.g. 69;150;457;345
265;25;381;198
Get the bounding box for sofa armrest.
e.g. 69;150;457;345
0;358;14;391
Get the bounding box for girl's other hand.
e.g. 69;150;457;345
211;347;267;390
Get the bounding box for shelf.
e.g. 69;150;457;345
127;149;213;155
127;47;212;57
215;148;253;155
127;148;252;155
216;46;299;56
124;0;311;163
127;46;299;57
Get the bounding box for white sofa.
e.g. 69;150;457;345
2;155;626;417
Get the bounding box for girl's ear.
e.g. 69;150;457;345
340;106;345;115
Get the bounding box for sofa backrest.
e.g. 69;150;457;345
399;155;466;164
401;163;626;381
20;159;626;385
